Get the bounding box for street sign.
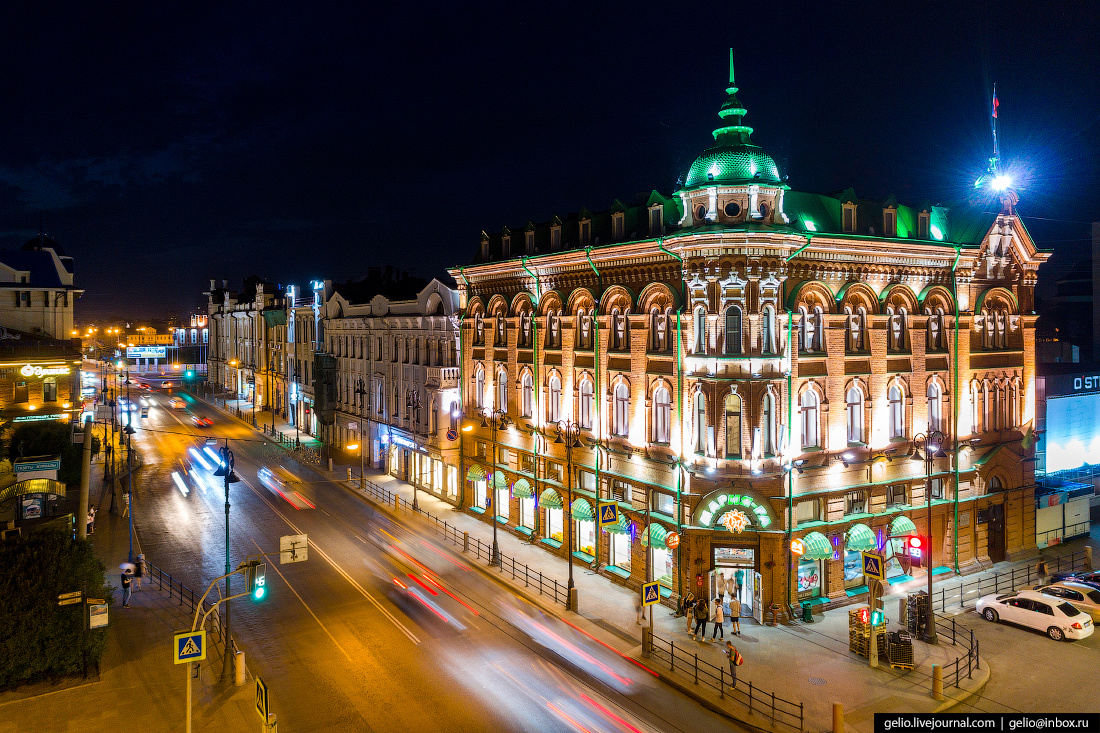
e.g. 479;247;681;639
86;598;105;605
861;552;886;582
280;534;309;565
88;603;108;629
173;630;206;664
58;597;83;606
58;591;82;600
256;676;269;720
446;428;458;441
597;502;618;527
641;581;660;607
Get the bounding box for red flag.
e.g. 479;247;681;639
992;88;999;119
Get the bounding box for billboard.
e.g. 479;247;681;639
1044;392;1100;472
127;346;166;358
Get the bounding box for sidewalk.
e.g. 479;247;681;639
197;389;1100;731
0;452;255;733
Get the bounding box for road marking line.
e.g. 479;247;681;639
247;536;354;663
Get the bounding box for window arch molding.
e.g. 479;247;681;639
649;379;674;445
611;377;632;437
798;381;825;450
576;371;595;430
843;377;870;445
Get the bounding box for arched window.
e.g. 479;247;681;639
694;305;706;354
983;310;994;349
888;384;905;439
927;382;942;432
800;390;819;449
694;391;707;454
520;313;531;347
653;386;672;443
650;307;663;350
762;392;776;455
547;374;562;422
474;314;484;345
611;308;628;350
521;372;533;418
888;307;907;351
812;306;824;351
613;382;630;436
495;315;506;346
970;383;981;434
761;305;775;355
496;367;508;413
724;305;742;354
995;310;1007;349
579;377;594;429
547;311;561;348
847;307;863;351
724;393;741;457
928;310;943;351
475;366;485;409
846;387;864;443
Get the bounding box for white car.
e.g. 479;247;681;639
976;589;1094;641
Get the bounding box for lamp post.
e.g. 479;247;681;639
481;406;508;566
555;420;582;612
910;429;946;644
213;441;240;679
406;389;423;511
293;375;301;448
122;362;135;561
354;378;369;489
248;360;257;427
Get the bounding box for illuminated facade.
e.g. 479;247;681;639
449;59;1050;613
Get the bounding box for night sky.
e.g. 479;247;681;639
0;1;1096;321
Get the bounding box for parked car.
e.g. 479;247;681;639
191;415;213;427
1050;570;1100;590
1034;582;1100;622
168;397;186;409
976;589;1094;641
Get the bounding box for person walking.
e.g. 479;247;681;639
711;596;725;640
134;554;147;591
121;569;133;607
724;641;743;689
682;592;695;632
729;596;742;635
1036;558;1049;587
86;506;96;536
692;597;709;640
635;594;645;625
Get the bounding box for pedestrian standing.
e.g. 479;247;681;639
635;594;645;625
86;507;95;536
682;592;695;632
734;568;745;598
1036;559;1049;587
693;597;709;640
729;596;742;635
724;641;743;689
711;597;725;640
121;570;133;607
134;554;146;591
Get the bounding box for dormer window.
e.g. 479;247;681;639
649;206;663;236
612;212;624;240
525;230;535;253
758;202;770;220
724;201;741;218
883;209;897;237
551;225;561;251
918;212;930;239
501;234;511;258
480;237;489;259
694;204;707;222
842;203;856;233
579;219;591;246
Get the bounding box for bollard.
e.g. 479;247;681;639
1087;546;1094;571
234;651;246;686
394;495;400;512
462;531;470;552
931;664;944;700
641;627;652;657
568;587;578;613
832;702;844;733
346;468;352;481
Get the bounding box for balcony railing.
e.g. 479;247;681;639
426;366;459;388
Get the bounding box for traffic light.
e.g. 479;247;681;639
907;536;925;568
249;562;267;601
185;370;194;378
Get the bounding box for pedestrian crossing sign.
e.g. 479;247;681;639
173;630;206;664
598;502;618;527
861;551;886;582
641;581;660;607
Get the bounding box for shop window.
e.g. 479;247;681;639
546;505;563;542
575;515;595;556
473;480;487;510
609;531;631;570
845;490;867;515
652;544;673;586
798;558;822;598
519;497;534;528
495;485;510;520
43;377;57;402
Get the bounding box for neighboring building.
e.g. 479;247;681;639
0;235;82;340
1037;260;1089;364
321;272;461;503
448;59;1050;614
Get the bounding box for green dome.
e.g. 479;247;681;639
685;144;781;187
683;52;781;189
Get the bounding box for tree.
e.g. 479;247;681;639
0;530;112;689
7;422;83;485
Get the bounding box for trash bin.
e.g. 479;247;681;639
801;600;815;623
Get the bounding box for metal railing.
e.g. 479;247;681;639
930;548;1090;613
934;614;980;689
352;476;570;607
646;631;804;731
145;559;225;642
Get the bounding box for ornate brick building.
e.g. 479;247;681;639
448;58;1050;615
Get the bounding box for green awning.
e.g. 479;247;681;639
603;514;630;534
539;488;563;509
512;478;534;498
487;472;508;490
640;523;668;549
799;531;832;561
890;515;918;538
466;465;487;481
845;523;877;552
572;498;595;522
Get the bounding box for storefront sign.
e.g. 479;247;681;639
387;433;428;454
719;509;751;534
20;364;71;377
14;459;61;474
790;539;806;556
699;493;772;529
665;531;680;549
14;414;64;423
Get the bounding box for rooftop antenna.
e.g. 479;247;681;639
989;84;1000;177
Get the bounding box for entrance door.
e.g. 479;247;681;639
710;548;755;622
753;572;763;625
988;504;1006;563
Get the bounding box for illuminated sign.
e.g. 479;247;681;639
387;433;427;453
665;532;680;549
14;413;65;422
20;364;71;377
699;493;772;529
719;509;751;534
790;539;806;556
127;346;167;359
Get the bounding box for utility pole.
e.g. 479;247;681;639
76;416;93;540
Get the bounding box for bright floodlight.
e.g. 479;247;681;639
992;174;1012;191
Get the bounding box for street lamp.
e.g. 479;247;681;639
482;406;509;566
406;389;423;511
910;429;947;644
212;442;241;680
354;378;370;490
555;420;582;612
248;360;257;427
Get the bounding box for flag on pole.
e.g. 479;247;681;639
992;86;999;119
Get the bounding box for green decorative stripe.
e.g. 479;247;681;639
539;488;563;509
603;514;630;534
799;531;832;560
512;478;534;498
845;523;877;552
572;498;595;522
640;523;668;549
487;472;508;490
466;465;487;481
890;515;918;538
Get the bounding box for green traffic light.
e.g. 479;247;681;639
254;585;265;600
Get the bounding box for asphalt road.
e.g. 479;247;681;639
104;379;745;733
